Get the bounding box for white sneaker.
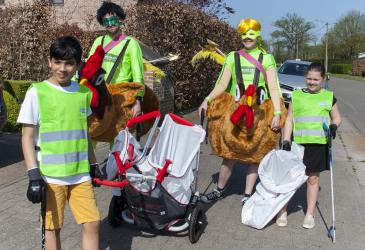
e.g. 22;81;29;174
241;194;251;207
276;211;288;227
302;214;315;229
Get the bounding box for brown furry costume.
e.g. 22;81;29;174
88;82;159;142
207;92;286;165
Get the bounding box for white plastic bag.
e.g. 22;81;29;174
241;143;308;229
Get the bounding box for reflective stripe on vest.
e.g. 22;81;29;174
42;152;88;165
34;81;92;177
292;89;333;144
293;129;326;137
293;115;330;124
40;130;87;142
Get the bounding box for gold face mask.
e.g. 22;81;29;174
241;29;260;40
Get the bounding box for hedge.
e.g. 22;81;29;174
127;1;242;111
329;64;352;74
4;80;33;102
1;80;33;132
2;90;21;132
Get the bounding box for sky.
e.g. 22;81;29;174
225;0;365;43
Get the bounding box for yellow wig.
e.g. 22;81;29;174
237;18;261;34
237;18;267;53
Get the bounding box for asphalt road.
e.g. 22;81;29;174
0;133;22;168
329;77;365;136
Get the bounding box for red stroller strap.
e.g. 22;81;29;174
156;160;172;183
112;145;136;175
128;144;134;162
113;151;127;174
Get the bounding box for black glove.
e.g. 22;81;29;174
329;124;337;140
90;163;102;187
282;140;291;151
27;168;46;204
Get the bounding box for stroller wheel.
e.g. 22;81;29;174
108;195;127;228
188;205;204;243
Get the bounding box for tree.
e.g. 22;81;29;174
326;10;365;61
271;13;315;59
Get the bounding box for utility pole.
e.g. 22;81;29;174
325;22;329;73
296;37;299;59
315;20;330;73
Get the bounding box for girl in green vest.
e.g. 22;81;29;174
277;62;342;229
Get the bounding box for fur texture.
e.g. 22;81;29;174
88;82;159;142
207;92;287;165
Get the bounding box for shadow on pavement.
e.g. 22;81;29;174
0;133;23;168
99;210;209;249
288;184;307;215
99;217;140;250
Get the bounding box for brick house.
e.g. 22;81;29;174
0;0;137;31
352;56;365;76
0;0;175;114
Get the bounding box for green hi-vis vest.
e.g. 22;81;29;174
292;89;333;144
34;81;92;177
216;48;279;100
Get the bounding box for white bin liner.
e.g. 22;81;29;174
241;143;308;229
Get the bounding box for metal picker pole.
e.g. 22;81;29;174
329;146;336;243
41;187;47;249
323;123;336;243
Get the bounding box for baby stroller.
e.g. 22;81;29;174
94;111;206;243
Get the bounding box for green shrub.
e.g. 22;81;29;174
329;64;352;74
2;90;21;132
6;80;33;102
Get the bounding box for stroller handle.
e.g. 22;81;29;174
169;113;193;126
93;178;129;188
200;109;205;127
126;111;161;129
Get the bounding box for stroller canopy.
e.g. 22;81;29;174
148;114;206;177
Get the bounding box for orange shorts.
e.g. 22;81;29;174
45;180;100;230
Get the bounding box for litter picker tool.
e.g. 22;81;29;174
40;186;47;250
323;122;336;243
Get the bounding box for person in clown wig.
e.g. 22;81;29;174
89;1;145;117
81;1;159;144
199;18;286;204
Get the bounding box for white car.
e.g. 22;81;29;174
278;60;328;106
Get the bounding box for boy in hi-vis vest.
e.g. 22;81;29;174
18;36;100;250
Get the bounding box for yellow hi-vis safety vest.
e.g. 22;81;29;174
292;89;333;144
34;81;91;177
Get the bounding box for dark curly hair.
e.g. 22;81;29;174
96;1;126;25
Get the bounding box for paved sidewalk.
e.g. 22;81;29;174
0;112;365;249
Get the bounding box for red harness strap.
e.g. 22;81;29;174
156;160;172;183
